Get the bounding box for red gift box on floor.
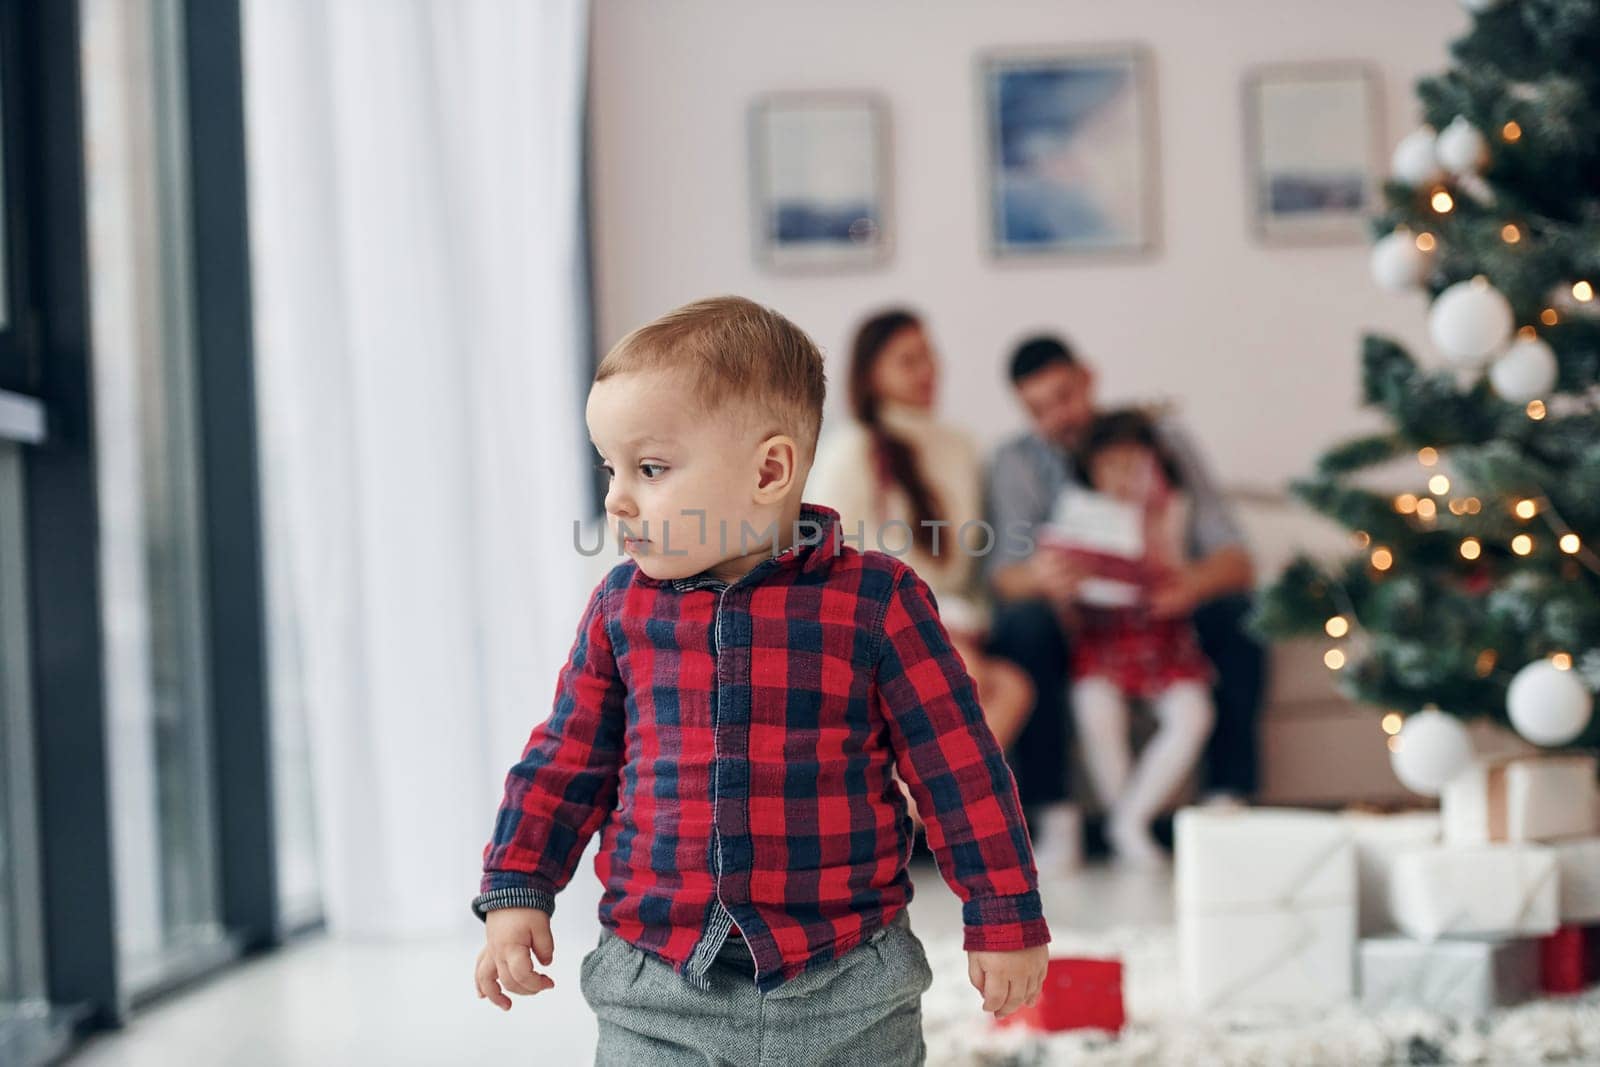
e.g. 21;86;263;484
1541;925;1600;994
999;957;1124;1033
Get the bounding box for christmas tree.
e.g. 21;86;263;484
1254;0;1600;755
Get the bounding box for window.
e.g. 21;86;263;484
82;0;228;993
0;0;277;1045
0;0;55;1049
0;442;61;1062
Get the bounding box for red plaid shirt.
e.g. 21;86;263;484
474;503;1048;991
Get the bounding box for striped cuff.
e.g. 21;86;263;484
471;887;556;922
961;890;1050;952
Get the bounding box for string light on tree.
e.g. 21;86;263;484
1326;615;1351;638
1540;308;1560;326
1549;280;1598;317
1527;399;1548;420
1460;537;1482;560
1515;498;1539;520
1418;447;1439;466
1325;649;1347;670
1476;649;1498;676
1431;190;1455;214
1512;534;1534;556
1429;474;1451;495
1381;712;1404;736
1395;493;1419;515
1552;652;1574;671
1501;223;1522;244
1560;533;1581;554
1371;547;1395;571
1416;498;1438;520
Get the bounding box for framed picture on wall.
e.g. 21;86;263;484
1244;63;1382;244
749;93;891;272
979;46;1159;258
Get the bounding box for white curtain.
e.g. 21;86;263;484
242;0;594;936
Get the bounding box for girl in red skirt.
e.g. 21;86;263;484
1061;410;1215;869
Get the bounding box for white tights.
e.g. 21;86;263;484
1072;677;1215;834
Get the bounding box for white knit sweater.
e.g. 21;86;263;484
806;402;986;630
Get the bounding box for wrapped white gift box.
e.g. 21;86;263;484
1442;755;1598;846
1176;808;1356;1010
1040;490;1147;607
1390;845;1559;941
1359;936;1540;1016
1551;837;1600;924
1343;811;1441;936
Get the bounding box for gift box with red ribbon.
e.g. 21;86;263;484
1541;925;1600;994
999;956;1125;1033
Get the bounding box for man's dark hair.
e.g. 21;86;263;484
1008;334;1078;384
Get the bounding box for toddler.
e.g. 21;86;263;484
471;297;1049;1065
1064;409;1215;868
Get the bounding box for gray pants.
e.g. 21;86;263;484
578;911;933;1066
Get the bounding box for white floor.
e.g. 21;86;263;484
67;861;1174;1067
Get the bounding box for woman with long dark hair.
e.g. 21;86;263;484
809;309;1032;752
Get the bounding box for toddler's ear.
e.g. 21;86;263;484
753;434;799;500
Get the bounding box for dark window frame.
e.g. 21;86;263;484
19;0;119;1034
12;0;284;1043
0;0;38;394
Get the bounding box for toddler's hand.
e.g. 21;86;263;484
967;944;1048;1019
475;907;556;1011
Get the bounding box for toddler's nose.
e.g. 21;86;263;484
605;486;637;520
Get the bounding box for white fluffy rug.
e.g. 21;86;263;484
921;926;1600;1066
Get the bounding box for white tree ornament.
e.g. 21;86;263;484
1489;336;1559;403
1429;277;1514;367
1507;660;1594;747
1372;230;1435;291
1438;117;1490;175
1390;709;1475;796
1391;127;1444;187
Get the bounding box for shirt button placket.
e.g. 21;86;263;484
687;581;748;982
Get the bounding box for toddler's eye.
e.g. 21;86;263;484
639;463;667;480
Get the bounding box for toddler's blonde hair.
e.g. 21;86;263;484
596;296;827;459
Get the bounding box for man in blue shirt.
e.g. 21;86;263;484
984;335;1267;869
